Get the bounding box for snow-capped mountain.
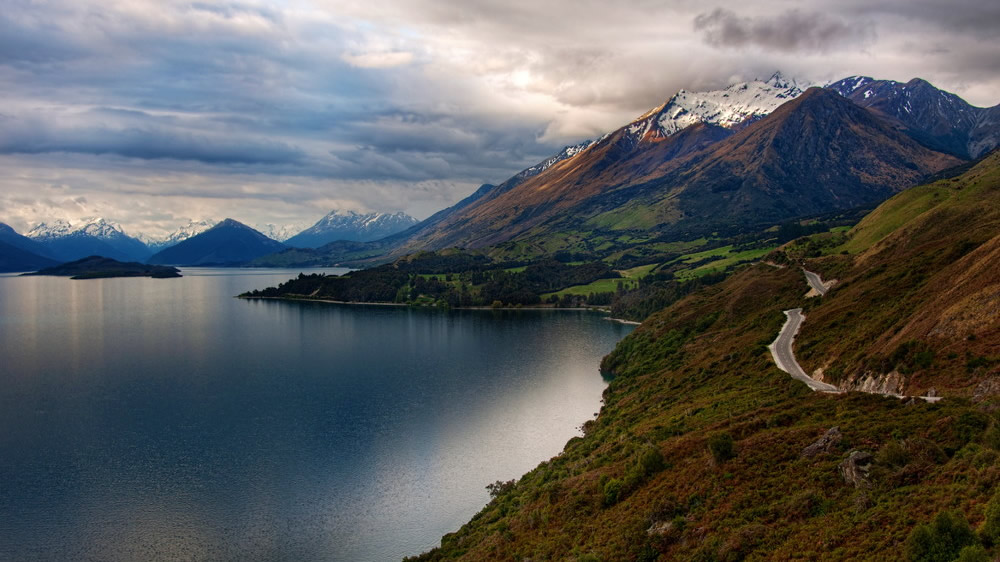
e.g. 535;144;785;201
496;72;808;189
253;222;306;243
513;140;598;181
621;72;808;144
26;219;76;240
28;217;130;240
826;76;1000;159
285;210;419;248
26;217;151;262
166;219;217;244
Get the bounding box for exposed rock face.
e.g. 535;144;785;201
973;377;1000;411
839;450;874;489
844;370;905;395
973;377;1000;403
802;427;843;458
647;520;675;537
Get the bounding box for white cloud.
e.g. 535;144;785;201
342;51;415;68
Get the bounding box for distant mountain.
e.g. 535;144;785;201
140;219;218;251
254;222;306;243
0;240;58;273
147;218;286;266
285;210;419;248
0;223;53;259
827;76;1000;159
27;218;151;262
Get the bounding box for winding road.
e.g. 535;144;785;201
768;308;840;393
769;268;941;401
802;268;830;296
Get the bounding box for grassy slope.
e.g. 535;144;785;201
409;156;1000;562
793;152;1000;394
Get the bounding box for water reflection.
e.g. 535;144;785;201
0;269;631;561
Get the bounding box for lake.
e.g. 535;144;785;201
0;269;632;561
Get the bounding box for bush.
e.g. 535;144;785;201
486;479;516;499
981;492;1000;545
638;446;666;477
955;545;989;562
905;511;978;562
708;433;736;463
603;478;624;507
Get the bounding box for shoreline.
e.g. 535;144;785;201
239;295;633;317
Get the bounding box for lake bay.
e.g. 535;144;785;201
0;269;632;561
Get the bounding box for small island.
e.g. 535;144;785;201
25;256;182;279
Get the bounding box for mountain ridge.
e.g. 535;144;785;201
148;218;286;266
285;210;418;248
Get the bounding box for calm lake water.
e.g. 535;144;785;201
0;269;632;561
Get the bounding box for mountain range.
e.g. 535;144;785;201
4;73;998;271
285;210;419;248
827;76;1000;159
257;73;992;268
27;218;152;263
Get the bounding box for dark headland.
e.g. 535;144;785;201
26;255;182;279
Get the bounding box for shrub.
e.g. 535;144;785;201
954;545;989;562
603;478;624;507
638;446;666;477
981;492;1000;545
905;511;978;562
708;433;736;463
486;479;516;499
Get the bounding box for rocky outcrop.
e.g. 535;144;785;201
973;377;1000;411
973;377;1000;403
839;450;873;489
802;427;843;458
843;370;905;395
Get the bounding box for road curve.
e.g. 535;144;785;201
768;308;840;393
802;269;829;296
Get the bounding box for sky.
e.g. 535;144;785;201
1;0;997;239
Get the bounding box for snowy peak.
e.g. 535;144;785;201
28;217;128;240
313;210;417;231
138;219;217;249
27;219;74;239
285;210;419;247
641;73;808;139
77;218;126;239
825;75;999;159
514;140;597;180
253;223;304;242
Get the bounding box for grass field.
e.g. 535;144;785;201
672;246;777;280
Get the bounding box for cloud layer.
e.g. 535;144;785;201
0;0;997;237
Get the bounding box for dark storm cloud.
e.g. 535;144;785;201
848;0;1000;39
0;123;305;165
693;8;875;53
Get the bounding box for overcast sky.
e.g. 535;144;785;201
1;0;997;237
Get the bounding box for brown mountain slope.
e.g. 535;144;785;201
391;121;733;254
788;151;1000;395
394;89;960;257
